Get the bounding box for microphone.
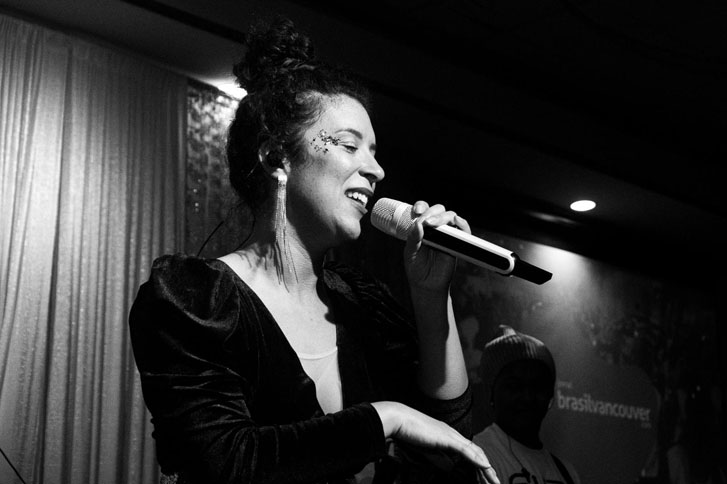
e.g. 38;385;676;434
370;198;552;285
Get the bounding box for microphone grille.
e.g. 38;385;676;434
371;198;414;240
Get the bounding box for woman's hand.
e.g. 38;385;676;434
371;401;500;484
403;201;472;293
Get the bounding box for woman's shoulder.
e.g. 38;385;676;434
148;252;236;288
133;253;245;318
128;254;262;375
151;252;232;275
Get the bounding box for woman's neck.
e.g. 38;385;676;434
235;224;325;295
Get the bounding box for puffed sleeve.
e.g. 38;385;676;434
129;254;387;484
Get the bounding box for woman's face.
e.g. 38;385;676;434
285;94;384;249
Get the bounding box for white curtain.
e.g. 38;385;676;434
0;13;186;484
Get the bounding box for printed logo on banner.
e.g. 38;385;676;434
555;380;652;429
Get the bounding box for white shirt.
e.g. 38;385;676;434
297;346;342;414
474;423;581;484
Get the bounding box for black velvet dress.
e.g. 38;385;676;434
129;254;473;484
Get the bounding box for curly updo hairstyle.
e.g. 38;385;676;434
227;17;372;212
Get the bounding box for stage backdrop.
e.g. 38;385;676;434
450;231;723;484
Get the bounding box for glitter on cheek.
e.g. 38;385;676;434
309;129;340;154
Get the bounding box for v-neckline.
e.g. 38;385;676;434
213;257;339;353
211;257;377;408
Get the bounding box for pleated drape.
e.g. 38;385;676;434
0;13;186;484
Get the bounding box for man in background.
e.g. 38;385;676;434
474;325;580;484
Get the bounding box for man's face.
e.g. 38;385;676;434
492;359;554;434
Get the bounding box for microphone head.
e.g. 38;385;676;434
371;198;415;240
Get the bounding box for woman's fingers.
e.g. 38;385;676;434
452;434;498;480
409;201;472;235
373;401;499;481
484;466;501;484
464;441;499;484
411;200;430;218
462;439;490;470
478;466;501;484
452;212;471;234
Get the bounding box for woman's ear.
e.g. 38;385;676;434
258;144;290;178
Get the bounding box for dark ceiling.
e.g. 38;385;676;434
292;0;727;283
297;0;727;210
2;0;725;284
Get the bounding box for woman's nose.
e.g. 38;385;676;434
361;154;385;184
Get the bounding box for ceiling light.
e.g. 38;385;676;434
570;200;596;212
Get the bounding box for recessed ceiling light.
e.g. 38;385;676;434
570;200;596;212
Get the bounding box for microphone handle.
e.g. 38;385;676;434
423;225;553;284
423;225;515;273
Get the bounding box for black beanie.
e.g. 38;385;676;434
481;325;556;389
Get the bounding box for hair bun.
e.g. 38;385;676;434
234;17;315;93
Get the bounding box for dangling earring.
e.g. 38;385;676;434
273;172;297;286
